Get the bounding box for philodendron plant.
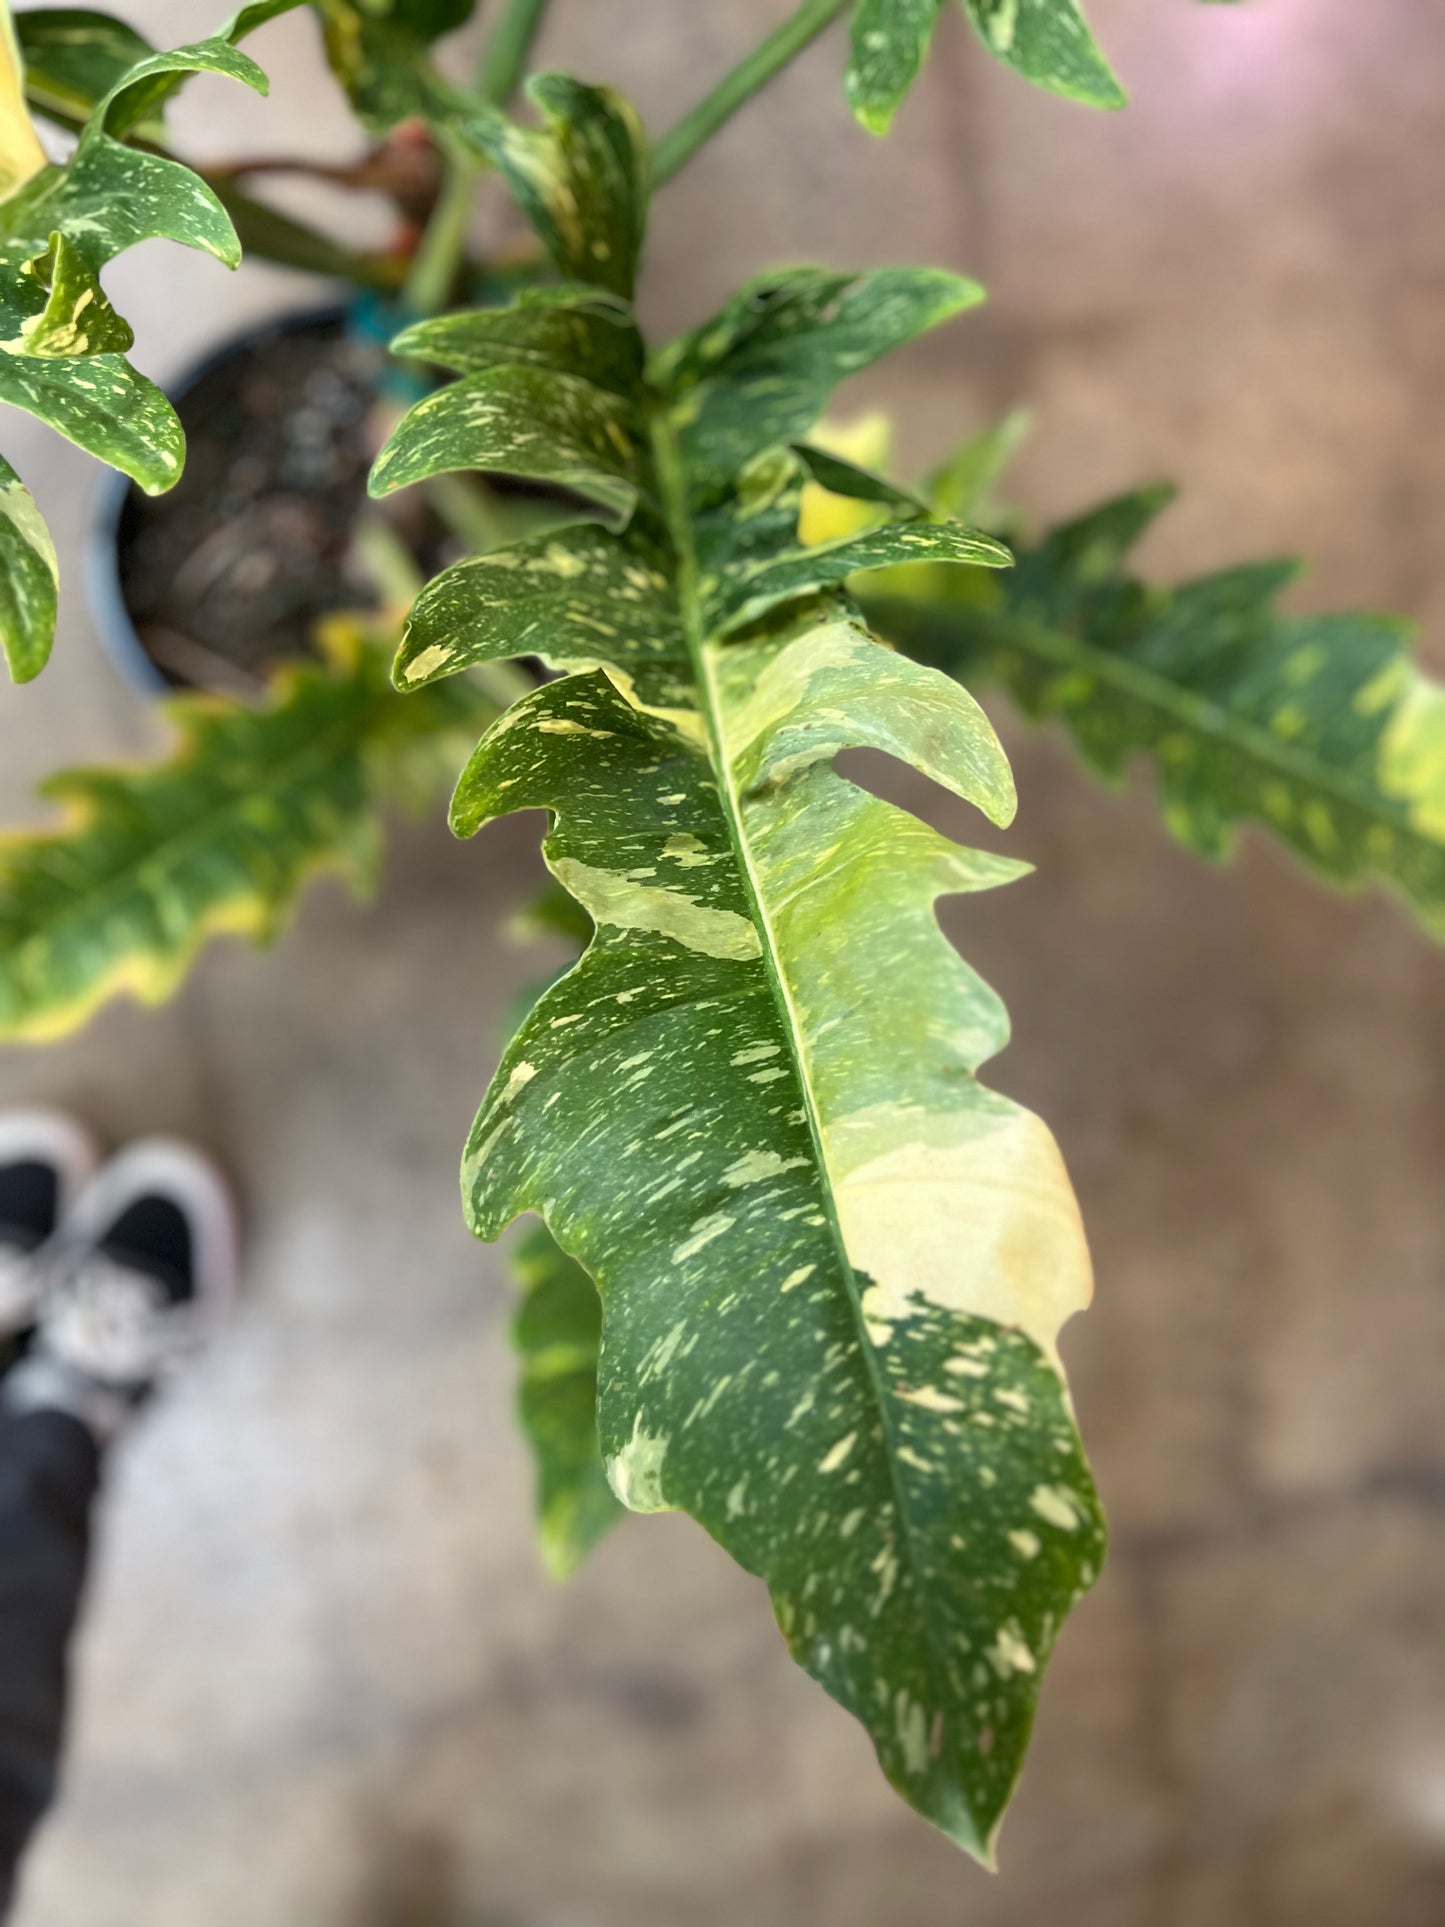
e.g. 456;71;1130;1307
1;0;1441;1866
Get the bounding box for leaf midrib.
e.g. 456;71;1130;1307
648;401;959;1740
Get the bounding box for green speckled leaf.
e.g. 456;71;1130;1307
0;452;57;682
12;230;132;357
869;483;1445;937
793;440;930;519
455;75;649;301
844;0;1123;129
380;88;1102;1855
16;9;156;130
369;362;641;526
0;11;302;675
0;351;182;491
0;627;492;1039
510;1218;623;1579
395;524;676;691
847;0;945;133
317;0;473;131
962;0;1124;108
393;286;645;398
708;500;1010;636
92;1;306;137
655;265;984;487
90;33;267;136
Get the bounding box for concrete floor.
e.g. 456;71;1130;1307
2;1;1444;1921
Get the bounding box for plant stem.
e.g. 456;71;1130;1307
401;136;478;315
475;0;551;107
401;0;552;316
651;0;852;185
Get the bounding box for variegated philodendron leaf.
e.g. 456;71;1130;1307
0;2;309;677
373;75;1103;1860
0;624;491;1041
867;483;1445;940
317;0;474;131
453;74;650;303
510;1214;622;1579
14;8;158;131
0;451;57;683
846;0;1124;133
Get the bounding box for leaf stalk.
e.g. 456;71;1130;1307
402;0;552;316
651;0;852;185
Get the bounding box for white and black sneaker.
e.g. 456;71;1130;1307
6;1138;242;1440
0;1109;102;1366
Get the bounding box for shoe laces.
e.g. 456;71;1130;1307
40;1246;202;1388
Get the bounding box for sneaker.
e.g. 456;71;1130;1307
0;1109;102;1355
6;1138;242;1440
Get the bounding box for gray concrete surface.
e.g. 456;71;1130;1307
1;1;1443;1921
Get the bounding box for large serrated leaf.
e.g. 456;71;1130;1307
0;625;491;1039
375;76;1102;1861
868;482;1445;938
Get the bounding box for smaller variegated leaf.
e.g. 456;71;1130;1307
0;15;304;673
317;0;474;131
868;483;1445;939
845;0;1123;133
370;362;641;526
653;266;984;490
0;351;181;492
708;508;1010;636
962;0;1123;108
510;1214;621;1579
395;524;675;691
0;452;57;682
455;74;649;301
393;286;645;398
0;626;492;1039
97;1;310;138
15;9;157;130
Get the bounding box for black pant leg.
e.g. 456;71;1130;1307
0;1407;101;1920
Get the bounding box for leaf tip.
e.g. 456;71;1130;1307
848;93;898;137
